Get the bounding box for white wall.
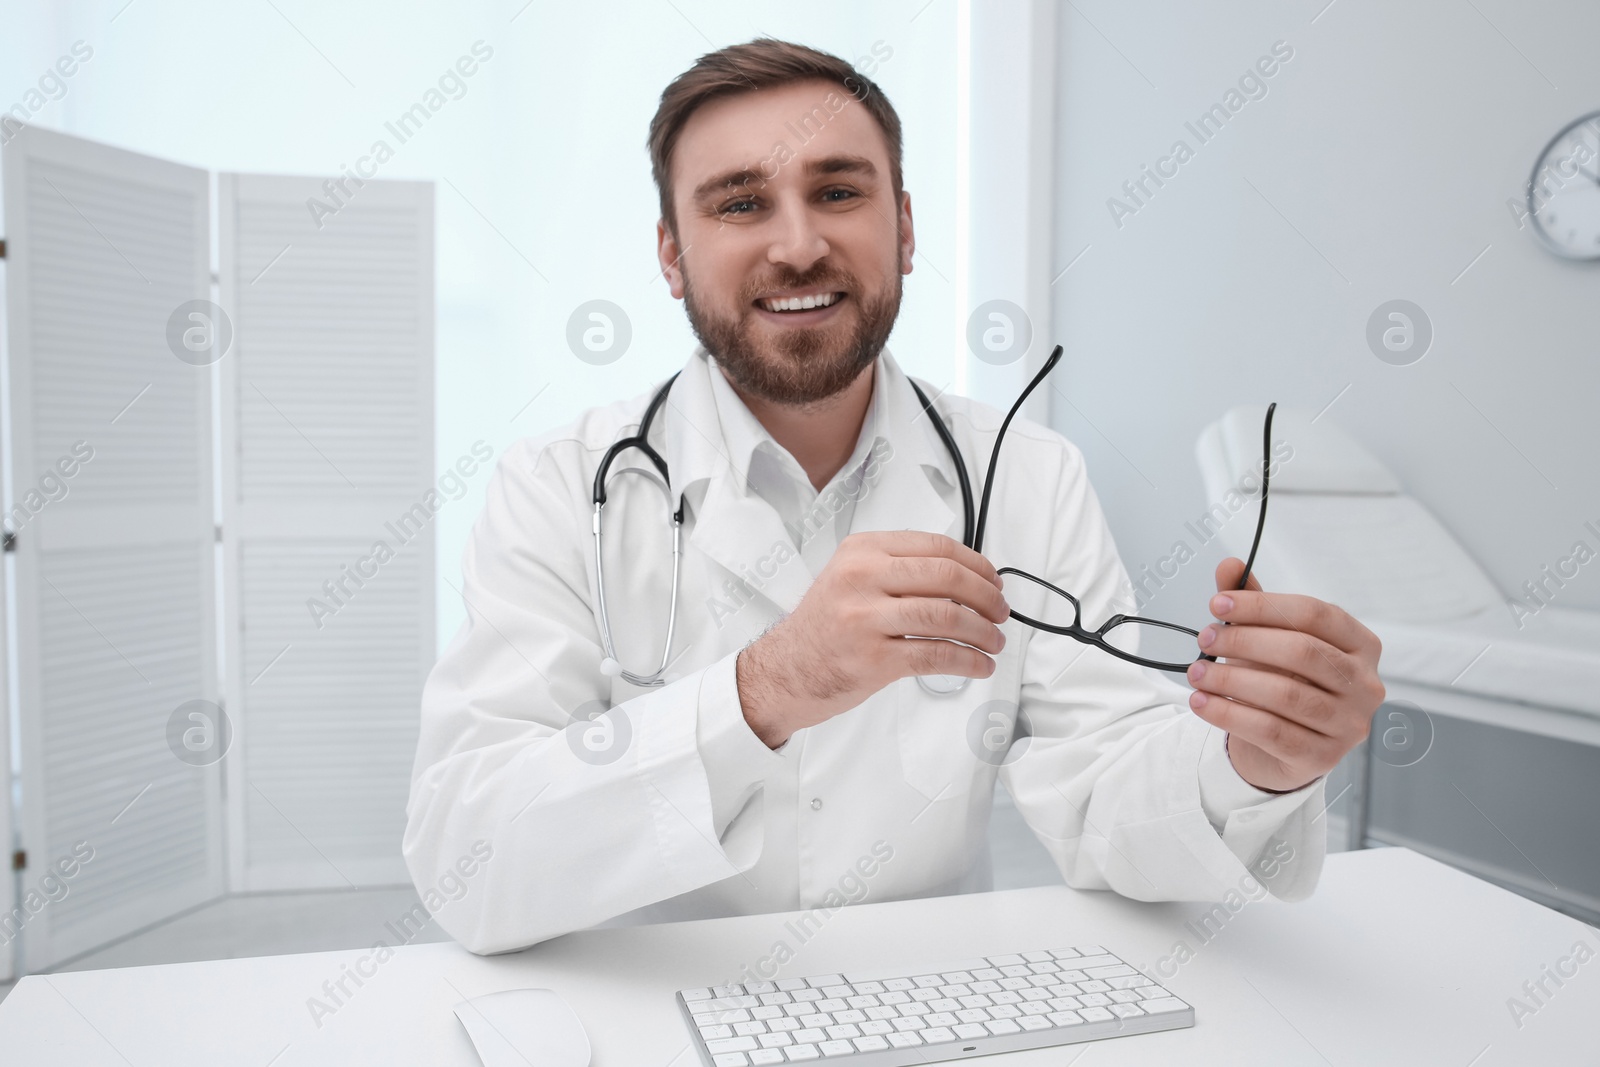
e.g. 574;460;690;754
1049;0;1600;625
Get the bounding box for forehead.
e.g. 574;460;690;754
671;78;890;194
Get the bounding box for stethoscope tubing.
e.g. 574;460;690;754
592;371;976;694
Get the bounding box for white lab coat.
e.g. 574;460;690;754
404;347;1327;955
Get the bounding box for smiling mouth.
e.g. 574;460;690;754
756;291;846;314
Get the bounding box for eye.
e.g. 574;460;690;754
717;198;758;217
821;187;859;202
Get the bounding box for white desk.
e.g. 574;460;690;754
1;848;1594;1065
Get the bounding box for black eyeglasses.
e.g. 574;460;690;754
975;345;1275;674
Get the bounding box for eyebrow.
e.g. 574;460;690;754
690;154;879;204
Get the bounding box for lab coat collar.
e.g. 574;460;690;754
658;346;961;616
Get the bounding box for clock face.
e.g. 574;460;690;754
1528;112;1600;260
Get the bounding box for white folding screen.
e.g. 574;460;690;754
218;175;434;890
2;126;223;971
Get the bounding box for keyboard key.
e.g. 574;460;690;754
794;1028;826;1043
1047;1011;1084;1027
988;953;1025;966
750;1051;786;1066
853;981;885;994
735;1020;768;1035
1070;955;1122;970
761;992;793;1006
815;999;846;1014
969;980;1001;994
708;1036;759;1053
1086;964;1138;979
845;995;878;1009
955;1009;991;1024
852;1036;889;1052
747;982;777;994
776;979;809;991
817;1040;854;1056
701;1024;734;1040
921;1026;956;1043
925;1012;959;1027
989;1004;1022;1019
806;975;845;988
713;1054;748;1067
1049;948;1082;960
1110;1003;1146;1019
888;1032;923;1048
892;1017;925;1031
833;1010;866;1025
940;971;976;984
684;987;714;1001
1109;990;1144;1004
972;968;1003;981
958;995;993;1009
822;985;853;999
1021;951;1053;963
1078;993;1111;1007
985;1019;1022;1035
1140;997;1190;1014
1079;1007;1114;1023
825;1024;861;1040
769;1018;801;1032
1018;1015;1052;1031
759;1032;793;1048
952;1023;988;1039
783;1046;818;1062
912;975;943;987
714;984;747;997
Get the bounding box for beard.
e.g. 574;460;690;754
681;256;902;407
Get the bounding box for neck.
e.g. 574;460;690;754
726;361;876;491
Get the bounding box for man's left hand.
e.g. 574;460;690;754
1185;558;1386;793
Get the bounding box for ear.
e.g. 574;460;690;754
897;189;915;275
656;218;686;299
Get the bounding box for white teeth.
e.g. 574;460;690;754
760;292;840;312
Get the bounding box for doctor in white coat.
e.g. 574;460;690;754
404;39;1386;956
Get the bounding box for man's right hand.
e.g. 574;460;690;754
735;531;1010;749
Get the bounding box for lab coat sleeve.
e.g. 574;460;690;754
403;439;783;955
999;435;1326;904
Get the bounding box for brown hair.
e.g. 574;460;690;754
647;37;903;237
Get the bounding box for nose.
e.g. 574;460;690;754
766;195;830;274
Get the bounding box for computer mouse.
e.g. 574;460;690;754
453;988;591;1067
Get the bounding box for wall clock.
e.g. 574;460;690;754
1527;111;1600;260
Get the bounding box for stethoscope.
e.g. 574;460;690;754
592;369;977;693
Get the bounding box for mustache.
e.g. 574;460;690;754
743;270;855;303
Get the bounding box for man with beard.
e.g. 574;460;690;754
404;38;1385;956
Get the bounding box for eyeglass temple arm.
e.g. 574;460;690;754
1235;401;1276;591
973;345;1064;554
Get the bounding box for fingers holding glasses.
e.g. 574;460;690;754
1195;622;1354;694
1185;690;1348;784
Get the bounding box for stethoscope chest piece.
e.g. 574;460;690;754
917;673;970;696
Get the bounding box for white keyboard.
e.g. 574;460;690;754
676;944;1193;1065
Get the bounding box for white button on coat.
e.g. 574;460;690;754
404;347;1327;955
